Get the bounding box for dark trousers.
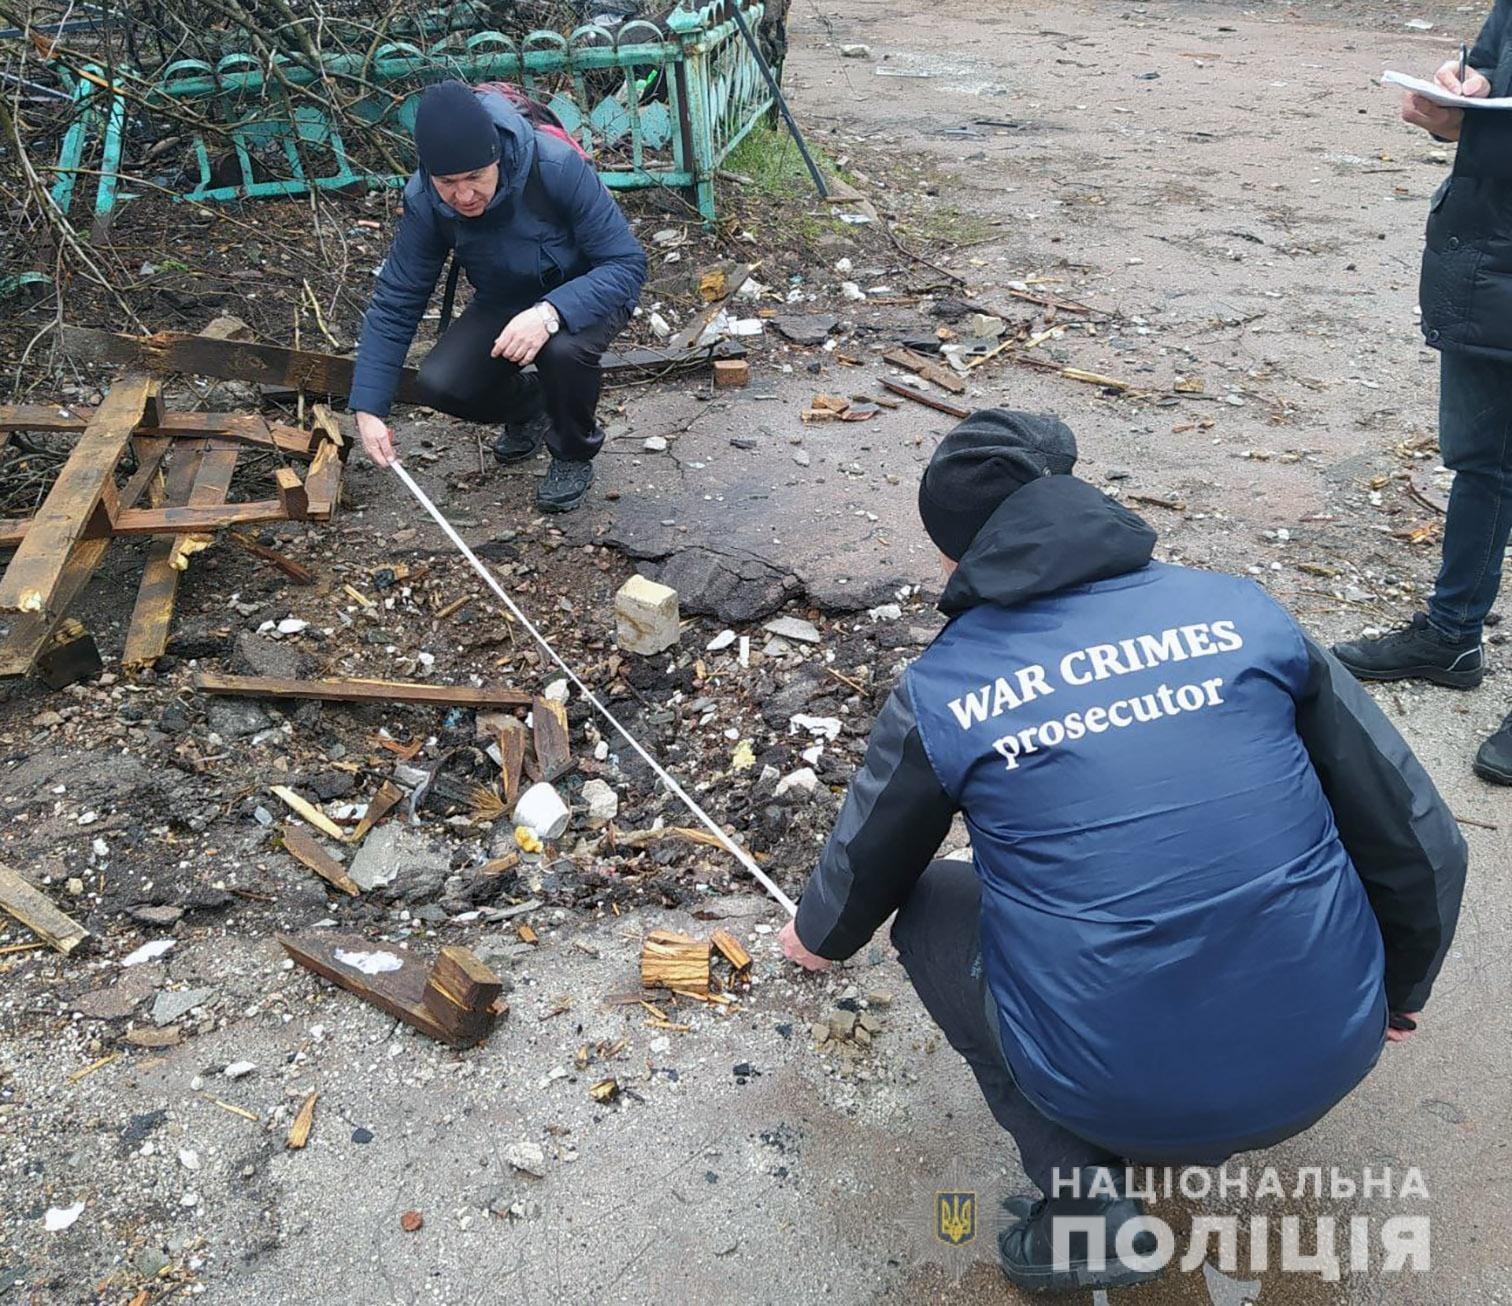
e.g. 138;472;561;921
891;859;1119;1195
413;298;629;462
1428;349;1512;642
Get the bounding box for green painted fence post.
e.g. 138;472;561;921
668;4;717;222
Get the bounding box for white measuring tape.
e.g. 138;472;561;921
389;459;798;917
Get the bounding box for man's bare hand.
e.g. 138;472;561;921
779;919;831;972
491;308;550;366
1386;1011;1422;1045
356;411;396;468
1402;58;1491;141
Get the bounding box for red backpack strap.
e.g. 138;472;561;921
472;81;591;160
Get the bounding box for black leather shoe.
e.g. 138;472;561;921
1474;713;1512;784
537;457;594;513
1333;614;1483;689
493;413;549;465
998;1168;1164;1294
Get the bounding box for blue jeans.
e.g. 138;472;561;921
1428;349;1512;643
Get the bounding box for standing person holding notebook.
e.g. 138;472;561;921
1335;2;1512;782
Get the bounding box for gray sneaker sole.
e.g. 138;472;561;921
1335;658;1483;690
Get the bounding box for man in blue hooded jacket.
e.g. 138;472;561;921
778;411;1467;1294
349;80;647;512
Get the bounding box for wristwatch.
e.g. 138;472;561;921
535;303;560;335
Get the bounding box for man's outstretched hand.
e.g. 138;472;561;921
356;411;396;468
779;919;831;972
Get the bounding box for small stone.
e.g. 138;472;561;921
614;575;681;655
810;1022;830;1043
32;710;63;728
792;449;811;467
129;905;184;927
642;435;668;453
840;42;870;58
222;1061;255;1080
401;1210;424;1233
967;313;1005;339
180;1192;199;1209
151;988;214;1027
507;1140;546;1177
858;1012;884;1034
866;990;895;1008
829;1009;858;1040
178;1149;200;1171
774;767;819;799
351;1127;374;1144
706;629;737;651
579;779;618;829
65;878;84;896
134;1248;169;1278
763;615;822;644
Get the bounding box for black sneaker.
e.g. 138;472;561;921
1474;713;1512;784
1333;615;1483;689
537;457;594;513
998;1168;1164;1294
493;412;549;465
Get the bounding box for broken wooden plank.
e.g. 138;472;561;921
0;437;170;676
110;500;290;535
531;695;573;782
279;932;504;1048
274;467;309;520
0;863;90;954
350;780;403;844
421;945;504;1041
227;532;315;585
270;785;346;840
122;441;207;668
0;407;318;458
640;929;711;996
495;717;527;808
877;378;971;420
668;261;753;351
881;347;967;395
280;823;360;896
302;439;342;520
0;375;156;614
194;672;532;708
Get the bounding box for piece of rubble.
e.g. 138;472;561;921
643;435;668;453
774;768;820;799
615;575;680;655
223;1060;256;1080
507;1140;547;1178
44;1202;84;1232
790;714;842;740
706;629;737;651
641;929;712;995
967;313;1006;339
774;314;840;346
840;43;871;58
121;939;174;967
829;1009;858;1041
763;615;821;644
579;779;619;828
714;359;750;388
151;988;214;1027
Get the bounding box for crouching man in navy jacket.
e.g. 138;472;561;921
778;410;1468;1295
349;80;647;513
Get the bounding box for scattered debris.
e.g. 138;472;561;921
287;1092;319;1149
514;782;570;841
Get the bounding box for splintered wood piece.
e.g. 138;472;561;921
0;407;320;459
0;438;169;677
711;928;753;977
303;439;343;520
286;1091;318;1149
422;945;503;1041
311;403;346;448
0;375;156;614
270;786;345;840
640;929;711;996
495;716;527;806
110;500;290;534
279;932;499;1048
350;780;403;845
123;441;206;667
0;864;91;954
281;823;360;896
531;696;573;782
195;672;531;709
274;467;309;520
877;377;971;420
227;532;315;585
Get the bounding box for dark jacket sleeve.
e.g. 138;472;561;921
793;677;958;960
1293;635;1468;1012
1470;0;1508;69
348;190;450;418
539;152;647;333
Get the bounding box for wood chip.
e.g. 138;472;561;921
270;786;345;841
67;1051;121;1083
0;863;91;954
286;1091;318;1149
280;823;360;896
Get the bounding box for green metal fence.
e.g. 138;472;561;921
47;0;773;224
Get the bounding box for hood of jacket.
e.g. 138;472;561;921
937;474;1157;616
418;89;537;222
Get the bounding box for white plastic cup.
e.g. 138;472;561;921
512;782;570;841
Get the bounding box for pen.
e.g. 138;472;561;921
1459;41;1468;91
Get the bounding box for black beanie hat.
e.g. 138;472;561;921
917;409;1078;560
414;80;500;178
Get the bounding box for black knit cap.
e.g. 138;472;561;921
413;80;500;178
917;409;1078;560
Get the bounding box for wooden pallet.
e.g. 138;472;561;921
0;379;347;676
